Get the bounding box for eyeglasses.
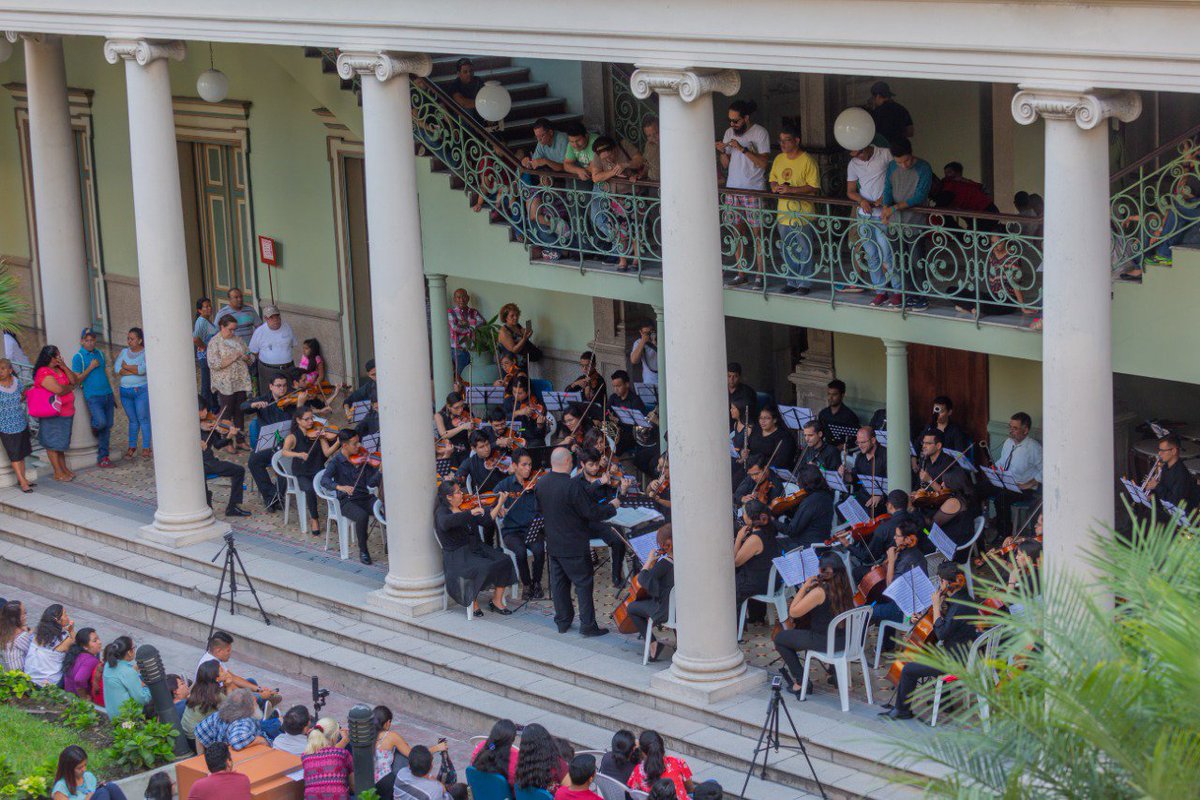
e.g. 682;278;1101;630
728;117;743;125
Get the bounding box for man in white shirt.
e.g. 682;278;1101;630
846;143;896;305
248;305;296;390
992;411;1043;539
629;322;658;388
717;99;771;286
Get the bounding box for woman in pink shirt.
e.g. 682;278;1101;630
31;345;78;481
471;718;519;785
626;731;693;800
62;627;104;706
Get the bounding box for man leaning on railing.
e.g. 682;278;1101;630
879;137;933;310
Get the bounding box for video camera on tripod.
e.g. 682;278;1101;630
312;675;330;719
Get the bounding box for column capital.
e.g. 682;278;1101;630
426;273;447;287
629;67;739;103
1011;86;1141;131
337;50;432;83
103;38;185;66
6;32;60;43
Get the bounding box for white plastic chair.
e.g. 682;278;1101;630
642;586;677;665
874;617;914;668
930;626;1002;727
496;523;525;602
629;790;649;800
958;516;986;596
313;468;351;560
270;450;307;536
589;536;628;581
799;605;874;712
593;773;630;800
736;560;791;641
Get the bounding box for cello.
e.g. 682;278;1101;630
851;520;909;606
885;571;967;686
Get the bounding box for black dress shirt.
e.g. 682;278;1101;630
321;451;381;502
783;490;834;547
535;471;617;557
455;452;505;494
796;443;842;472
1154;460;1198;512
933;587;978;656
818;405;861;444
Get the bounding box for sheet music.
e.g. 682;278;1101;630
883;568;935;618
821;468;848;493
777;405;814;430
875;430;888;447
254;420;291;453
1120;477;1152;508
633;383;658;406
772;547;821;587
610;506;664;529
838;496;870;526
729;441;741;459
347;399;372;424
466;385;506;405
627;530;659;565
361;432;381;452
542;391;582;412
909;441;918;457
927;523;957;560
981;465;1020;492
612;406;652;427
771;467;798;486
862;475;888;497
944;448;977;473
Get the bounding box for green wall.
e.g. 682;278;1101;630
511;58;583;114
0;50;29;260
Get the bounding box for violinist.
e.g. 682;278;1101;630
646;454;671;517
493;449;545;599
492;353;525;397
623;524;674;662
931;469;976;561
846;427;887;512
553;403;592;458
434;479;518;616
869;520;928;651
774;554;855;698
320;429;382;564
915;429;962;497
733;455;783;508
434;391;476;466
795;422;841;473
342;358;377;427
501;377;548;448
197;397;251;518
1004;539;1042;610
485;406;522;452
576;448;630;587
734;499;782;627
280;407;340;537
455;431;510;500
746;406;796;472
835;490;913;581
564;351;605;398
241;373;296;511
780;465;833;549
881;562;976;721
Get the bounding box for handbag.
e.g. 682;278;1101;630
437;748;457;786
26;383;62;418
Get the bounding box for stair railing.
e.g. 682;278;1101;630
609;64;658;150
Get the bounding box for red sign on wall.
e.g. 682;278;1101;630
258;235;278;266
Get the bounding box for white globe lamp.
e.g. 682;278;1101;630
475;81;512;123
833;107;876;151
196;68;229;103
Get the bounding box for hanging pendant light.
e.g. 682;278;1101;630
475;81;512;123
196;43;228;103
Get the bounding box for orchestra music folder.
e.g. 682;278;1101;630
1120;477;1152;508
627;530;659;565
777;405;814;430
821;468;849;493
981;465;1021;492
773;547;821;587
927;523;957;560
610;506;664;529
838;496;870;526
883;568;935;619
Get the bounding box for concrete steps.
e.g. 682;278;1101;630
0;493;936;799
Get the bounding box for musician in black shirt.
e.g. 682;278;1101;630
836;490;913;581
198;397;250;518
623;525;675;662
728;363;758;430
577;449;630;586
1146;434;1200;518
916;429;962;490
816;380;860;445
241;373;296;510
342;358;377;435
494;449;545;598
868;519;927;638
847;426;888;512
795;422;841;473
913;395;971;456
321;429;382;564
781;465;833;549
733;455;784;508
607;370;646;459
455;431;508;496
882;562;978;720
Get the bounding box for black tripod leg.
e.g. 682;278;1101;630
208;547;232;641
742;694;778;795
776;695;828;800
230;544;272;626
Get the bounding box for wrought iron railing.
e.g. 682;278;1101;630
1110;122;1200;271
609;65;657;150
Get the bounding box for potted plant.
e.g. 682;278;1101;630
464;313;501;384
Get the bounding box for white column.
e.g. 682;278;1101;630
653;304;667;450
632;67;757;702
427;274;453;402
883;339;911;493
1013;87;1140;590
105;39;228;546
23;34;97;467
338;51;444;615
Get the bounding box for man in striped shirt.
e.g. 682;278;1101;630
447;288;485;384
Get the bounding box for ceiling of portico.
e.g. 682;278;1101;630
2;0;1200;92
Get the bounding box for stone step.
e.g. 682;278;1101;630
430;55;514;77
432;66;531;88
0;504;931;799
0;533;915;800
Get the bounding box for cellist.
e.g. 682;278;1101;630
868;520;928;650
880;561;977;721
621;524;674;662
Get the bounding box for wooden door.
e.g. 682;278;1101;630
194;142;255;299
907;344;989;446
343;155;374;370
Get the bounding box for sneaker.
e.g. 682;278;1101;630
1147;254;1173;266
870;292;889;307
97;457;114;468
541;249;561;261
906;297;929;310
887;293;903;308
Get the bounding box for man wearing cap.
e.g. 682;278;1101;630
248;305;296;392
72;328;115;467
868;81;914;147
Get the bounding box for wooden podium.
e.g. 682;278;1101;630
176;743;303;800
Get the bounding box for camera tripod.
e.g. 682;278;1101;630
742;678;827;799
207;532;271;639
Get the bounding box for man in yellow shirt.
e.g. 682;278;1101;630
769;124;822;295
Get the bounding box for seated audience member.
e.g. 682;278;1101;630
693;781;724;800
470;718;519;785
646;779;678;800
627;730;693;800
52;745;128;800
394;744;452;800
556;755;605;800
62;627;104;706
600;729;641;785
273;705;313;755
372;705;447;788
194;689;269;754
196;630;281;706
302;717;353;797
101;636;150;719
189;742;252;800
24;603;74;687
167;673;190;720
182;660;226;747
515;723;568;790
142;772;173;800
0;600;32;672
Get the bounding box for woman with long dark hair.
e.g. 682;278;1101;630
182;659;226;746
24;603;74;686
62;627;104;706
434;480;517;615
0;600;31;672
600;728;640;785
52;744;128;800
30;345;79;481
514;722;567;790
101;635;149;718
471;718;518;783
933;468;977;562
773;554;856;698
372;704;448;785
626;730;692;799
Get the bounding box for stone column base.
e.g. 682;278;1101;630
367;587;447;619
64;447;99;471
650;663;765;706
139;515;230;548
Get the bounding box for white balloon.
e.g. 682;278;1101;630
475;80;512;123
196;69;229;104
833;107;876;151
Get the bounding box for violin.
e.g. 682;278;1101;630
277;380;341;408
459;492;500;510
647;475;670;499
484;453;513;472
769;488;808;516
304;421;341;439
492;425;527;448
826;513;891;547
974;533;1043;569
885;573;967;686
911;486;952;509
522;469;547;491
348;449;382;468
452;413;482;429
753;480;772;504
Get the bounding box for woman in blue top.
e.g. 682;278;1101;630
193;297;220;413
112;327;151;458
101;636;150;719
0;358;33;493
52;745;128;800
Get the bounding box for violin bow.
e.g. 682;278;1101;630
202;406;229;449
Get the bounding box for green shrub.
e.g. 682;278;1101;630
0;672;35;703
103;699;175;772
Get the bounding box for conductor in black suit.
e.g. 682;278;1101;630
535;447;620;636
